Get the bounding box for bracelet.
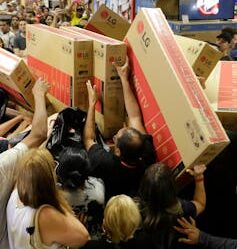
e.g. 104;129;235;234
195;176;204;182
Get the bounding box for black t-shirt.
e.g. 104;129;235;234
13;34;26;50
88;134;156;201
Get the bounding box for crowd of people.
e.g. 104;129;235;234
0;0;236;248
0;54;236;249
0;0;91;56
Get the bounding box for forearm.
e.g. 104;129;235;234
30;93;47;139
121;77;142;120
193;175;206;213
0;115;23;136
83;104;96;149
199;231;237;249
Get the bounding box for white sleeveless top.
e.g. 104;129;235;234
7;189;62;249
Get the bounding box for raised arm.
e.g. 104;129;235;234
21;78;49;148
187;164;207;215
113;57;146;134
0;115;24;137
83;80;97;151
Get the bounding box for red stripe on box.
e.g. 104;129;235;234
0;82;28;105
86;23;105;36
27;55;71;106
147;9;227;143
126;40;182;167
218;61;237;110
93;76;103;113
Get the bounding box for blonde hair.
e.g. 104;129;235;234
17;148;72;214
103;194;141;243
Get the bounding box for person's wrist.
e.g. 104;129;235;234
194;174;204;182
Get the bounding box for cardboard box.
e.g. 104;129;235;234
62;27;126;138
26;24;93;111
169;20;237;43
0;48;35;110
205;61;237;131
125;8;229;177
175;35;222;79
86;4;131;41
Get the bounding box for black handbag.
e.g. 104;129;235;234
46;107;87;159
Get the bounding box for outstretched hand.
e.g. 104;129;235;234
86;80;97;106
32;78;50;97
186;164;206;179
174;217;200;245
112;56;130;80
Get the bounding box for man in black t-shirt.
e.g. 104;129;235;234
83;58;156;200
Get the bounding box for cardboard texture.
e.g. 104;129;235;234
0;48;35;110
169;20;237;43
205;61;237;131
62;26;126;138
86;4;131;41
26;24;93;111
125;8;229;178
175;35;222;79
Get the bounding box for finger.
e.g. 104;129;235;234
178;238;193;244
177;218;190;228
186;169;194;175
173;226;187;234
189;216;196;226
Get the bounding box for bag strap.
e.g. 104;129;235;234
29;204;67;249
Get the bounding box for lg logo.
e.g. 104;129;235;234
137;21;151;48
101;10;117;25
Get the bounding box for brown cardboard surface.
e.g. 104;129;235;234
86;4;131;41
125;8;229;178
26;24;93;111
205;61;237;131
62;26;126;138
0;48;35;110
175;35;222;79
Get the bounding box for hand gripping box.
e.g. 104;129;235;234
125;8;229;176
86;4;131;41
0;48;35;110
205;61;237;131
175;35;222;80
26;24;93;111
62;26;126;138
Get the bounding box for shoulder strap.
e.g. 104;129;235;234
29;204;67;249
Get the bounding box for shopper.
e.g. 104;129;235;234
0;78;48;248
216;32;233;61
82;194;141;249
83;57;156;200
7;148;90;249
133;163;206;249
13;19;26;57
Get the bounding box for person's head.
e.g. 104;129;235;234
43;6;49;16
222;27;237;49
19;19;26;33
1;19;11;34
76;5;84;18
25;10;36;24
216;32;232;54
113;127;144;166
11;15;19;29
16;148;72;214
45;14;53;26
139;163;180;230
7;2;14;12
56;146;91;190
103;195;141;243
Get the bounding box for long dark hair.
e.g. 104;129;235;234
138;163;183;248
